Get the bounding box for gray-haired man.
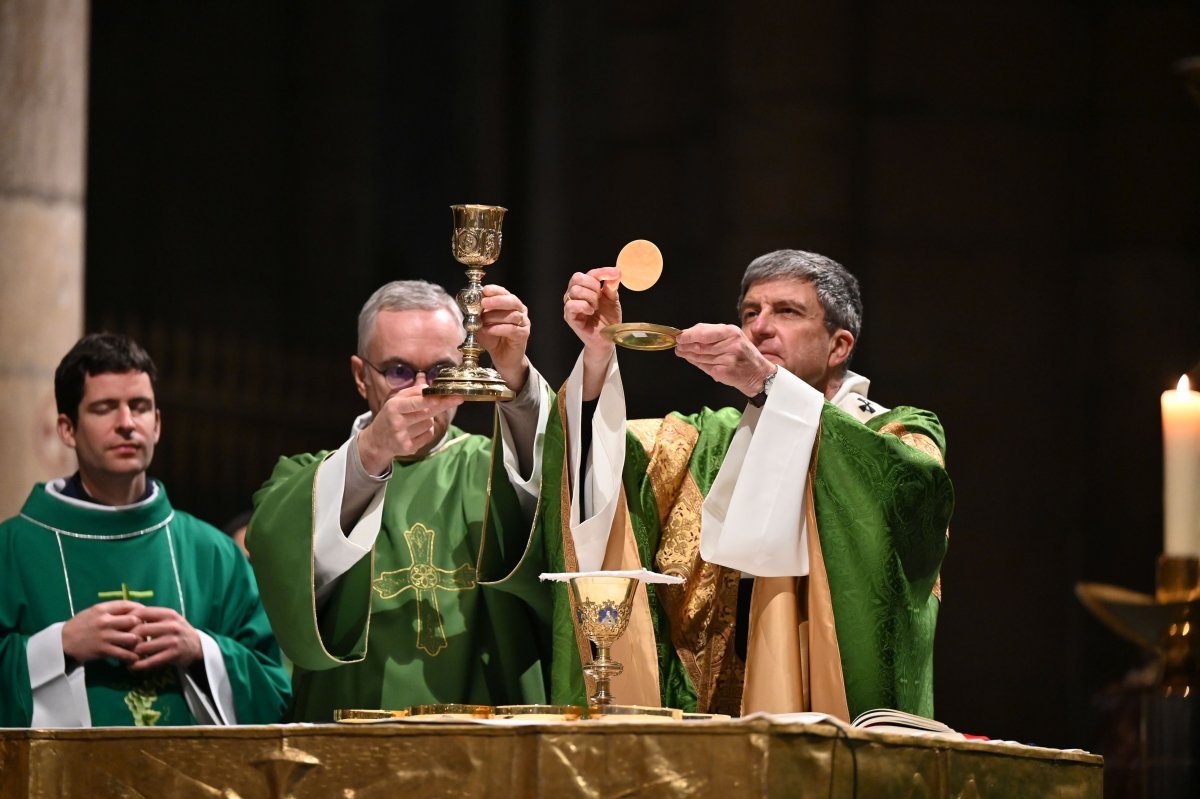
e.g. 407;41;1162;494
249;280;552;721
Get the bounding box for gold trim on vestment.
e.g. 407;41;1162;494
801;434;850;720
473;414;500;578
394;432;471;463
632;416;739;713
475;407;546;586
310;453;371;665
740;422;849;720
877;423;944;467
556;385;599;698
741;575;807;714
600;484;662;707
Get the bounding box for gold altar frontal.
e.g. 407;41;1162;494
0;720;1101;798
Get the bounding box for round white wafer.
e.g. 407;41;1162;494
615;239;663;291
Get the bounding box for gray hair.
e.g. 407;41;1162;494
736;249;863;351
357;280;463;356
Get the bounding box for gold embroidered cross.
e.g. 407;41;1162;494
98;583;155;601
372;523;476;656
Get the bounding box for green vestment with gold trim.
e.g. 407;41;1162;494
248;425;551;722
0;482;290;727
541;399;953;720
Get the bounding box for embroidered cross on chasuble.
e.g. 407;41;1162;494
93;583;169;725
371;523;477;656
97;583;154;601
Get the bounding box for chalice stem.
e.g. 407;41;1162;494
457;267;484;370
594;644;613;705
586;643;625;705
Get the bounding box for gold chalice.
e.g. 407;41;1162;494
568;574;638;706
424;204;515;401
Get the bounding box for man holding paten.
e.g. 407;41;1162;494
542;246;953;721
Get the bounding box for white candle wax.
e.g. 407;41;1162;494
1162;375;1200;557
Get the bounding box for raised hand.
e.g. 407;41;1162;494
563;267;622;400
563;267;622;353
675;323;777;398
476;284;530;393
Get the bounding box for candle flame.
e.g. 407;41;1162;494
1179;374;1191;393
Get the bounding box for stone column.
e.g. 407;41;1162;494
0;0;88;515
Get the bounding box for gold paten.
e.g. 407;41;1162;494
493;704;583;721
334;709;409;723
585;704;683;722
407;703;493;719
602;322;681;351
425;204;515;401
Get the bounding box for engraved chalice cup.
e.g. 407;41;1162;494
424;203;515;401
568;575;639;706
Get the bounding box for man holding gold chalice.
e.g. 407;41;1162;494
249;268;555;721
544;247;954;721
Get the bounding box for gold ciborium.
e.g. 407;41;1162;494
568;575;638;706
424;204;515;401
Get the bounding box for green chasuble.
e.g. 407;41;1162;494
0;482;291;727
248;424;551;722
541;396;953;720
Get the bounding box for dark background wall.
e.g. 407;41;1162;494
83;0;1200;759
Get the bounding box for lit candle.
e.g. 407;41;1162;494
1162;375;1200;556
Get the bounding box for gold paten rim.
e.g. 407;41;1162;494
601;323;682;351
334;709;410;723
585;704;682;720
493;704;584;720
408;703;493;718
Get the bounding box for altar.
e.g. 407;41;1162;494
0;719;1101;798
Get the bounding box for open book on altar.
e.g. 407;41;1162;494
850;708;963;738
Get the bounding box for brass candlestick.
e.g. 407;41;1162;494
1077;555;1200;696
1157;555;1200;696
424;204;515;401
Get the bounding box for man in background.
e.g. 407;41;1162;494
0;333;290;726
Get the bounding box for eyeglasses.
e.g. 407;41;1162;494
361;358;450;389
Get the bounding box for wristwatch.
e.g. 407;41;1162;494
749;367;777;408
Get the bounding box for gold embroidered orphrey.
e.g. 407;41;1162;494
371;523;477;656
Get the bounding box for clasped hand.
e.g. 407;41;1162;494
61;600;202;671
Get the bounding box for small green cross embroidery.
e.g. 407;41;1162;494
98;583;154;601
372;523;476;656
